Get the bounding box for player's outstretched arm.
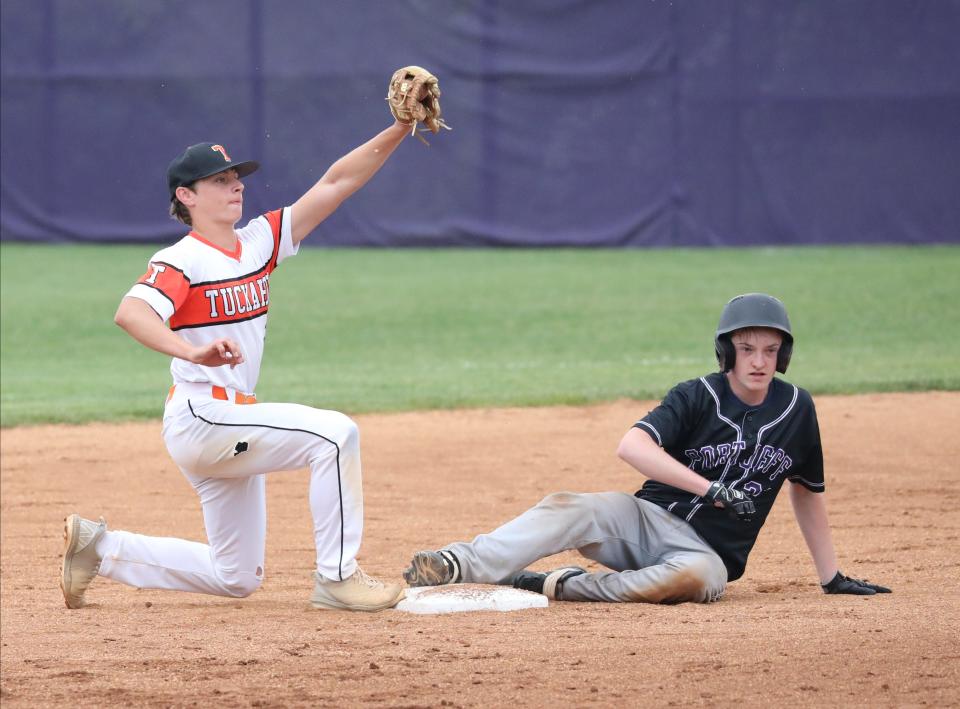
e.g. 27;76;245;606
789;482;891;595
788;483;839;583
114;297;244;368
290;121;410;245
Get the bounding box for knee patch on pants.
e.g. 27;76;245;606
540;491;591;512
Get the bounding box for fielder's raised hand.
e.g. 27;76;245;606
386;66;451;144
704;481;755;522
821;571;891;595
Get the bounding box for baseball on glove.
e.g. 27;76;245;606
386;66;451;145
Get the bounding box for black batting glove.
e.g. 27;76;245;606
704;481;755;523
821;571;891;595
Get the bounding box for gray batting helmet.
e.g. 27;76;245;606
715;293;793;373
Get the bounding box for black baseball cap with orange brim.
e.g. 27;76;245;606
167;142;259;199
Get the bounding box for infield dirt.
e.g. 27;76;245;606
2;392;958;707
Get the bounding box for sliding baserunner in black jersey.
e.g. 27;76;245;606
403;293;890;603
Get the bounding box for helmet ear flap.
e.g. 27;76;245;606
715;335;736;373
776;338;793;374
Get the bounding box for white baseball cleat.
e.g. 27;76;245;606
60;514;107;609
310;567;404;612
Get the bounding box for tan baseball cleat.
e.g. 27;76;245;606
310;567;404;612
60;514;107;609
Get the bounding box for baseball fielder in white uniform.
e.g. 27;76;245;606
60;120;413;612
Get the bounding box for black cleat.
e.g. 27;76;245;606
512;567;586;600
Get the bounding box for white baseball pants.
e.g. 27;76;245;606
96;384;364;597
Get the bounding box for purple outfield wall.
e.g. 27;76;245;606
1;0;959;247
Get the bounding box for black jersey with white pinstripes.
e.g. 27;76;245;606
633;372;824;581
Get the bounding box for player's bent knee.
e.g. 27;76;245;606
305;410;359;451
656;558;725;604
219;573;263;598
539;491;610;526
540;491;585;509
685;558;726;604
339;416;359;447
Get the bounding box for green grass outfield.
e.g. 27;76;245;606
1;243;958;426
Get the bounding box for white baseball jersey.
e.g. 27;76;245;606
125;207;298;393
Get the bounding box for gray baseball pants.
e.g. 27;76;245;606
445;491;727;604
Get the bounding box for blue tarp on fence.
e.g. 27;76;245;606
2;0;959;246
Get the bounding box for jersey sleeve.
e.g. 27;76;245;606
124;259;190;322
263;206;298;271
787;392;826;492
634;381;698;450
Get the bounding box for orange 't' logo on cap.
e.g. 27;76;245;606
210;144;232;161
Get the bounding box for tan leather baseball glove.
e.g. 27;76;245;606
386;66;451;145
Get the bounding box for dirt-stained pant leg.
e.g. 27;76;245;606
446;491;629;584
445;492;726;604
563;498;727;604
